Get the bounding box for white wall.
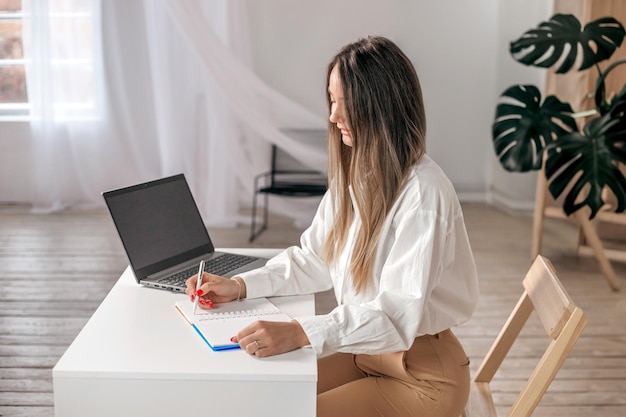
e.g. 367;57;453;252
0;0;554;209
247;0;500;200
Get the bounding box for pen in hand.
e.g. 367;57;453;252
193;260;205;315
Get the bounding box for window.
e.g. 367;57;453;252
0;0;99;121
0;0;27;118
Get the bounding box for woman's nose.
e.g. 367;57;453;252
329;106;339;124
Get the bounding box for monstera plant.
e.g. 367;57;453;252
493;13;626;219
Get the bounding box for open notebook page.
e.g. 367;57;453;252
174;298;292;351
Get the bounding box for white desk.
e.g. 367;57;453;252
53;249;317;417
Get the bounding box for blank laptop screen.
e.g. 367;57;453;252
104;175;213;274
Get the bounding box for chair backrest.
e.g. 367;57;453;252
269;145;310;184
266;144;327;189
463;255;587;417
271;145;305;171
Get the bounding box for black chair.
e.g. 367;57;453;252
249;144;327;242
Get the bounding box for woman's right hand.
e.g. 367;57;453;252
185;272;246;308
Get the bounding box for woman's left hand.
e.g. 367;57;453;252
231;320;310;358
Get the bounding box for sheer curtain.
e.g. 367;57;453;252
148;0;328;227
22;0;158;212
22;0;327;227
23;0;108;212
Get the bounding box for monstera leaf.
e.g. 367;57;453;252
544;103;626;219
510;14;626;73
493;84;577;172
594;59;626;115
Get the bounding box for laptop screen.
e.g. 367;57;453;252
103;174;215;280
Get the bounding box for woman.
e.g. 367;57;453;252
186;36;479;417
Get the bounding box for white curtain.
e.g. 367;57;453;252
22;0;327;228
144;0;328;228
22;0;159;212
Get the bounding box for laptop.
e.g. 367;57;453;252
102;173;267;292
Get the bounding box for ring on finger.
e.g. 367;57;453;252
254;340;261;350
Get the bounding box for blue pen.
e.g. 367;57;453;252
193;260;205;314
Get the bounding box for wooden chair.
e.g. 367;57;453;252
462;255;587;417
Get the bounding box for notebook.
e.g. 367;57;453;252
174;298;292;351
102;173;267;292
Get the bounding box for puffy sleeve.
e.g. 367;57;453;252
296;187;478;358
237;192;335;297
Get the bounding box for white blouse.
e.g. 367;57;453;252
238;155;479;358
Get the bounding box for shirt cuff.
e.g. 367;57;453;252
295;314;340;358
236;267;274;299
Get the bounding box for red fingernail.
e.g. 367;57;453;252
196;289;204;296
191;294;196;301
230;336;237;342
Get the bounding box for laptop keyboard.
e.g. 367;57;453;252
158;253;258;287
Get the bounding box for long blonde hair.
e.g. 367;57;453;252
322;36;427;293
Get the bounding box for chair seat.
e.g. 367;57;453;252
259;183;327;197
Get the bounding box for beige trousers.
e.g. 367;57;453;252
317;329;470;417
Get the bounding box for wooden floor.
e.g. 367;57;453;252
0;202;625;417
